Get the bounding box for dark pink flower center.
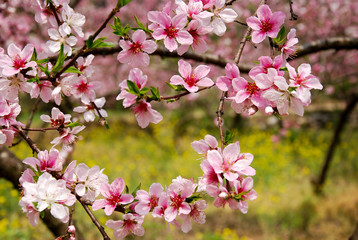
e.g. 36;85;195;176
149;196;159;209
76;82;89;93
295;76;304;85
260;19;273;33
165;25;179;39
107;194;121;206
170;194;184;210
246;82;259;96
185;74;198;87
13;55;27;70
130;42;143;54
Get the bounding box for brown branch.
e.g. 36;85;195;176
49;2;62;26
160;86;212;101
54;5;121;78
291;37;358;61
76;195;111;240
313;94;358;194
288;0;298;20
216;92;227;149
15;127;41;154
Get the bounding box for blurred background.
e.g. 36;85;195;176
0;0;357;239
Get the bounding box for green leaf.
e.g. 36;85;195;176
117;0;132;8
224;130;234;145
52;44;67;74
166;82;186;91
36;58;50;64
64;66;83;74
110;17;131;37
38;64;50;77
134;15;146;29
273;111;282;120
127;80;140;95
185;195;202;203
31;48;37;61
125;185;129;194
40;211;45;219
92;37;115;48
280;66;288;72
150;86;160;100
86;36;94;48
131;183;141;196
252;61;260;64
288;86;297;92
274;26;286;44
27;76;40;84
139;87;150;95
65;121;82;128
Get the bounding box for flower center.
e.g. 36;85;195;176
260;19;273;33
165;25;179;39
77;82;88;93
13;55;27;70
170;194;183;209
130;42;143;54
186;74;198;87
246;82;259;96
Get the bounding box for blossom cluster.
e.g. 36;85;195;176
0;0;325;239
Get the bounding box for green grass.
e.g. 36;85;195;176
2;112;358;240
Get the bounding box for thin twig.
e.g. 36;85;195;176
54;6;121;78
216;92;227;149
160;86;212;101
76;195;111;240
288;0;298;20
21;127;59;132
15;127;41;154
48;2;62;26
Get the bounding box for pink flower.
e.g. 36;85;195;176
287;63;323;104
51;125;85;151
0;102;23;128
92;178;134;216
249;55;284;79
71;76;100;101
117;68;148;108
117;30;157;67
148;12;193;52
135;183;163;216
73;97;107;122
76;54;95;77
179;199;207;233
40;107;72;127
0;43;37;76
30;81;53;103
191;134;218;154
74;163;108;202
281;28;298;58
177;20;212;55
216;62;240;94
230;177;257;214
206;142;255;182
253;68;288;91
106;214;144;239
47;24;77;56
23;148;64;172
131;100;163;128
246;4;285;44
0;128;15;146
170;59;213;93
164;179;195;222
210;0;238;36
21;172;76;223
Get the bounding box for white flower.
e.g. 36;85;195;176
46;23;77;56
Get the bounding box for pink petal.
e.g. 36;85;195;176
132;30;146;43
207;150;223;174
257;5;272;21
92;199;108;211
164;37;178;52
251;30;267;44
176;30;193;45
178;59;192;78
246;16;261;31
193;65;210;79
141;40;157;54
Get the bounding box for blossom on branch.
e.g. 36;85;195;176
246;4;285;44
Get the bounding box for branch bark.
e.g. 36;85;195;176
313;94;358;194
